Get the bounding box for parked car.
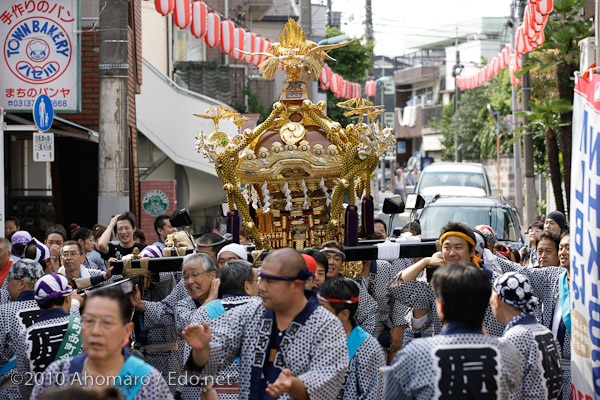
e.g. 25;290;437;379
415;162;492;202
416;195;524;249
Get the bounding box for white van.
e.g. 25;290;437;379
415;162;492;202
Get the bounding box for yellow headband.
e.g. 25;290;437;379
439;231;475;247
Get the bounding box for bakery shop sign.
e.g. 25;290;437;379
1;0;80;112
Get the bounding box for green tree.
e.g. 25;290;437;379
438;69;513;161
520;0;592;213
325;26;374;126
513;98;572;213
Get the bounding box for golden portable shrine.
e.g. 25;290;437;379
195;19;394;251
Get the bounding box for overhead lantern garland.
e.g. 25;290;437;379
191;0;207;38
220;19;235;54
456;0;553;90
155;0;174;16
174;0;191;29
204;12;220;48
152;2;362;99
244;31;256;65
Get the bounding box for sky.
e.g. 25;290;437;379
329;0;514;57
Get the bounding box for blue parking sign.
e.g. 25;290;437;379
33;95;54;132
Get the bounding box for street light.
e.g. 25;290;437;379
487;104;501;191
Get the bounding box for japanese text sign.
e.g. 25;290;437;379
1;0;80;112
570;74;600;400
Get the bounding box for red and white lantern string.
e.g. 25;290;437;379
154;3;363;98
456;0;551;90
243;31;256;65
191;0;207;38
204;12;220;48
174;0;191;29
155;0;174;16
231;27;245;60
220;19;235;54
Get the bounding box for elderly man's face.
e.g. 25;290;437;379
61;244;85;278
183;258;216;301
0;241;11;268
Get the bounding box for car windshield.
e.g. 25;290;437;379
419;171;486;190
419;205;519;241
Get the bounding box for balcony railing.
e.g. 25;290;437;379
395;105;442;138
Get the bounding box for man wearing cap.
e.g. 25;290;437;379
15;274;83;399
183;248;349;399
217;243;248;272
491;272;563;399
0;260;44;398
383;263;522;399
321;241;379;336
10;230;32;261
545;211;567;236
495;234;572;400
0;238;13;304
389;222;505;338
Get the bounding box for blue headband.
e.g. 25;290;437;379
258;269;314;282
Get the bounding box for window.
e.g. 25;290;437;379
419;205;519;242
173;25;205;63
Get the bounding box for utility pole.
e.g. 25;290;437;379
365;0;375;101
327;0;332;27
519;0;536;225
452;32;463;162
98;0;130;223
510;4;524;218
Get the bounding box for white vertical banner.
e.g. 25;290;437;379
0;0;80;112
570;74;600;399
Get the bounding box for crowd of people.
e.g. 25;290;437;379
0;208;571;399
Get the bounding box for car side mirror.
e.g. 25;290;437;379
405;194;425;210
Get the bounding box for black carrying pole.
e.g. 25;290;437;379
110;240;438;275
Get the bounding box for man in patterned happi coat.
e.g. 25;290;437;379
0;259;44;400
383;262;523;399
491;271;563;399
321;241;379;336
183;248;349;399
318;278;385;400
495;231;572;400
16;274;84;399
387;222;506;339
128;253;216;392
178;259;258;399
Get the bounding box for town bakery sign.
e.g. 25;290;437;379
1;0;80;112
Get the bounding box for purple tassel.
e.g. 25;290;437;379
227;210;240;243
361;195;374;235
344;205;359;246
